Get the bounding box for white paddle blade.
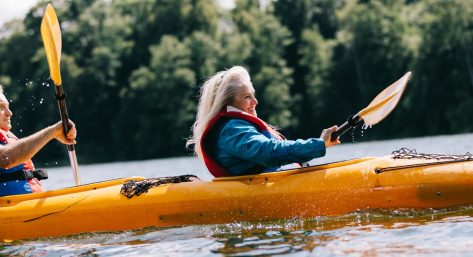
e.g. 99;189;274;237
360;71;411;126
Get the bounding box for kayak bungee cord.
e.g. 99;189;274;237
392;147;473;161
375;148;473;174
121;175;198;199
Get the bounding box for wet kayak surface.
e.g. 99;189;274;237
2;133;473;256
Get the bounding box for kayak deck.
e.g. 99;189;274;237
2;156;473;241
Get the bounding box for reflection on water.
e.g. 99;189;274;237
3;207;473;256
210;207;473;256
2;134;473;256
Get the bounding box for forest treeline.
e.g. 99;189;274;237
0;0;472;164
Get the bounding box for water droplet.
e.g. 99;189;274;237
19;129;22;133
55;162;58;165
39;98;44;104
351;127;356;143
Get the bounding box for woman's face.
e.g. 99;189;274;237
231;81;258;117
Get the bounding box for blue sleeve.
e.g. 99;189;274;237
218;119;326;168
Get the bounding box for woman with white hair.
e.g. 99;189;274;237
187;66;340;177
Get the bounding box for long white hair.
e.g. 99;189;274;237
187;66;251;158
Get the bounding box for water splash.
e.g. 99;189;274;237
362;123;372;130
361;123;372;138
351;127;356;143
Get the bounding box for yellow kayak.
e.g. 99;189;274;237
2;154;473;241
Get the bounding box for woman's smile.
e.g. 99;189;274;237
232;82;258;116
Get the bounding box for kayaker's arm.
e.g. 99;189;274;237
219;120;327;168
0;121;76;168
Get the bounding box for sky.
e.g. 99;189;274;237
0;0;236;26
0;0;39;26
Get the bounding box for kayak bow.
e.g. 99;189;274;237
1;154;473;241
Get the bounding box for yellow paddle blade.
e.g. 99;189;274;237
40;4;62;86
358;71;411;126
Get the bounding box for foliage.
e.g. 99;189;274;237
0;0;471;164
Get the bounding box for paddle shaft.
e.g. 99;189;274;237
55;84;81;185
331;115;362;140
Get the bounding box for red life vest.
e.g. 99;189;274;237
200;109;299;177
0;129;43;194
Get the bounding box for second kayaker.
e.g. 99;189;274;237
187;66;340;177
0;85;77;196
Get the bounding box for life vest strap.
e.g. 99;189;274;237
0;169;48;183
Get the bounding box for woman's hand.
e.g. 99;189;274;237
320;126;340;147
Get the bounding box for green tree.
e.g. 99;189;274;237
1;0;473;164
408;0;473;135
273;0;343;137
60;0;134;161
298;27;334;133
232;0;294;128
117;36;195;159
328;0;414;139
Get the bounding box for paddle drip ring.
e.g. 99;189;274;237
121;175;198;199
391;147;473;161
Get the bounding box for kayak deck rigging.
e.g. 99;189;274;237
121;175;198;198
2;148;473;241
376;148;473;173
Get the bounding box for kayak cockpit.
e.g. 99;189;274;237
212;157;376;184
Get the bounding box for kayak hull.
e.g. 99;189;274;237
2;156;473;241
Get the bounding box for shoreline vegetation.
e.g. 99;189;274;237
0;0;472;164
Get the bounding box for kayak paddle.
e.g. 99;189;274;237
41;4;81;185
331;72;411;140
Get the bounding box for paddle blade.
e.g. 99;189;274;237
358;72;411;126
40;4;62;86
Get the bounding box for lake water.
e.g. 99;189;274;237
2;133;473;256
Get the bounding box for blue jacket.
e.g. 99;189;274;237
214;119;326;176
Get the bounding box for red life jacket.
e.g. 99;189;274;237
0;129;43;195
200;109;299;177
